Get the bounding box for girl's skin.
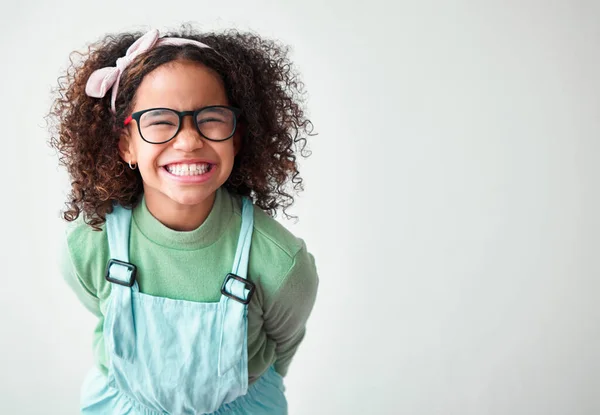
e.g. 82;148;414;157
119;60;242;231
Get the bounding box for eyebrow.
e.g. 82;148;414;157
144;109;174;117
202;107;228;113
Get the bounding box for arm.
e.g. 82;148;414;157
60;226;110;375
262;242;319;376
59;230;102;317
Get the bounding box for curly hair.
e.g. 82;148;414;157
47;25;314;230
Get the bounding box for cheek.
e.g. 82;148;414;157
136;145;164;170
212;142;237;165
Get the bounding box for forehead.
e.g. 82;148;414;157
131;60;228;111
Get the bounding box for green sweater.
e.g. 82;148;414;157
60;187;319;384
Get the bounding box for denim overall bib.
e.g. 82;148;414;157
80;197;288;414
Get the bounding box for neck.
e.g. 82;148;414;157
143;189;217;232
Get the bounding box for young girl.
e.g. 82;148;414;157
48;26;319;415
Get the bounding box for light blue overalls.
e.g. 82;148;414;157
80;197;288;414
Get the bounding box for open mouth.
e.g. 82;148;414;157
163;163;214;177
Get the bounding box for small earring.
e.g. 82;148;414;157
128;160;137;170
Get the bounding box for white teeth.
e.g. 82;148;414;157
166;163;211;176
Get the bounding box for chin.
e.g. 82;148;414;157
165;183;224;205
167;191;214;207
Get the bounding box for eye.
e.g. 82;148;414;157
197;107;234;124
149;120;177;126
140;109;179;128
198;117;225;124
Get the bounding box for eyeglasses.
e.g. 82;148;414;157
124;106;241;144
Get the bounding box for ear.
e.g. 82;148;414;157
118;129;136;164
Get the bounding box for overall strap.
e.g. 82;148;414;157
105;204;137;362
231;196;255;280
218;197;254;377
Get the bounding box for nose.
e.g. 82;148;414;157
171;115;204;152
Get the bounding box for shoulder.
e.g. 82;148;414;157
231;194;304;261
230;194;318;301
65;214;107;244
254;206;305;260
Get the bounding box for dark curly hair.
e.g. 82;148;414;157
47;25;313;230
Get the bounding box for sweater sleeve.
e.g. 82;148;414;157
59;229;102;317
262;242;319;377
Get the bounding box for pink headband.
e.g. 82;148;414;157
85;29;213;113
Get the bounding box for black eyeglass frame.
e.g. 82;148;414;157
124;105;242;144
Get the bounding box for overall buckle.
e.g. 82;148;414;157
221;273;255;305
105;259;137;287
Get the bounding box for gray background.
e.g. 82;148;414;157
1;0;599;414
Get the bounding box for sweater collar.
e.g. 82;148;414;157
131;187;233;250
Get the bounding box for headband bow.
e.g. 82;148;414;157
85;29;212;113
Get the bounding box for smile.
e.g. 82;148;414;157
164;163;213;176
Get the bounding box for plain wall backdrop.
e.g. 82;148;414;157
1;0;599;414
